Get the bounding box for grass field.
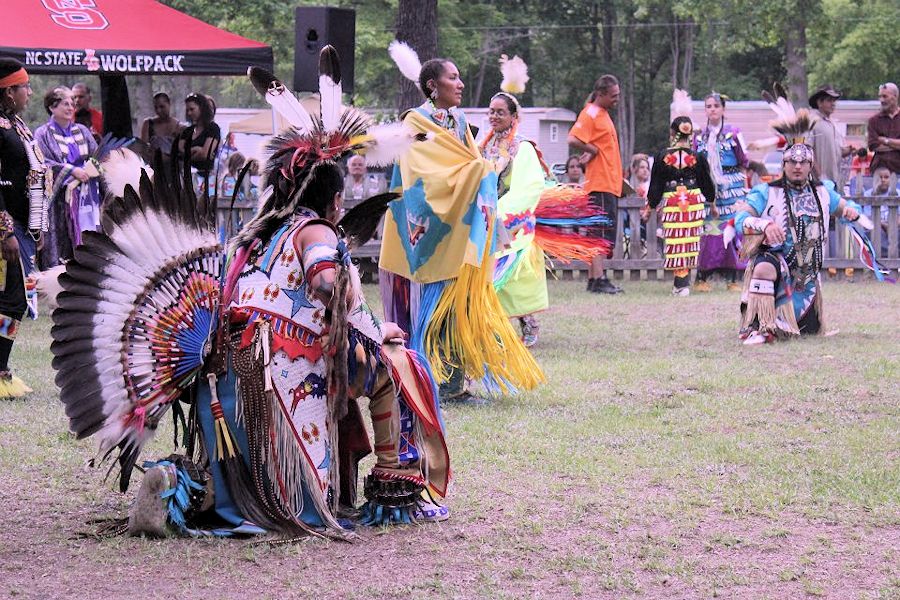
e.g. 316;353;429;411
0;279;897;599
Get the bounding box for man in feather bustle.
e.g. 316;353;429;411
0;58;49;398
734;86;869;345
50;47;451;538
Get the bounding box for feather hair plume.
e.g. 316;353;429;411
669;88;693;122
761;83;796;123
248;66;314;133
499;54;529;95
770;108;815;146
101;148;153;198
388;40;422;86
34;264;66;310
761;83;816;147
670;89;692;122
318;45;343;132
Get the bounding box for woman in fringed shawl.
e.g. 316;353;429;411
480;91;550;347
379;43;544;405
692;92;749;291
34;86;100;268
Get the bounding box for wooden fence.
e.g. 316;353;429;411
344;193;900;281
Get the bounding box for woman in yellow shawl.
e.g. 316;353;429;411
379;44;543;404
480;92;549;347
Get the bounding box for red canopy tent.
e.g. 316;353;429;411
1;0;272;75
0;0;274;135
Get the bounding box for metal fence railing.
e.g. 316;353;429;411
293;193;900;281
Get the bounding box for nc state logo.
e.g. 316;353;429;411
43;0;109;30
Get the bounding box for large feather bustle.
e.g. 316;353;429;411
52;153;222;492
248;66;315;134
670;89;692;122
101;148;154;198
388;40;422;86
499;54;529;95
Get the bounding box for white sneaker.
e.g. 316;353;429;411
672;286;690;297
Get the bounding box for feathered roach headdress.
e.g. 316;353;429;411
233;45;415;250
762;82;817;163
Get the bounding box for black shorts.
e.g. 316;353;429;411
588;191;618;246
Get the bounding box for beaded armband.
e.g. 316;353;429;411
0;211;14;241
301;242;339;282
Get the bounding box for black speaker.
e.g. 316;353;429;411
294;7;355;94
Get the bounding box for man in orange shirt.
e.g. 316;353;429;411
567;74;623;294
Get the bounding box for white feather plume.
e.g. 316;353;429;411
499;54;529;95
319;74;343;132
357;122;418;167
762;89;796;122
389;40;422;86
771;97;796;122
266;85;314;134
101;148;153;198
670;89;692;122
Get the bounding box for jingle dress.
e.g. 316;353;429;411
693;124;749;274
646;146;716;271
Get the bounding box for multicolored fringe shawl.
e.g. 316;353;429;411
532;186;613;263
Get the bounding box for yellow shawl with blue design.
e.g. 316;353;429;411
379;110;496;283
379;109;544;392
